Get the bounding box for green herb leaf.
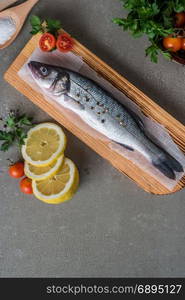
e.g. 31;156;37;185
30;15;43;35
46;18;61;34
162;51;172;60
17;115;33;126
0;112;33;152
1;141;11;152
0;130;8;140
0;130;15;142
146;44;159;63
15;128;27;146
114;0;183;63
6;115;16;128
30;15;62;36
30;15;42;27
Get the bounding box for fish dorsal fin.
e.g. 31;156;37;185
125;107;145;131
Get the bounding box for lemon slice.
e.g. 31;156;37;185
32;158;79;204
22;123;66;166
24;154;64;180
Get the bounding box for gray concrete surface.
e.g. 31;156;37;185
0;0;185;278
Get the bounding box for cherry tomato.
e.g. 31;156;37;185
9;162;25;178
163;36;182;52
56;33;74;53
20;177;33;194
39;33;56;52
175;12;185;27
181;38;185;50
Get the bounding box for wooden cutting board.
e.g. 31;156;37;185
4;33;185;195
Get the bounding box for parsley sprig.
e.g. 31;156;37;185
0;110;33;152
30;15;61;36
113;0;185;63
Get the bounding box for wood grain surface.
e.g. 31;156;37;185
4;33;185;195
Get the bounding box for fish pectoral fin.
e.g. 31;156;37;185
114;141;134;151
64;94;85;111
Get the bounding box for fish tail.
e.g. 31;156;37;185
151;151;183;180
114;138;183;180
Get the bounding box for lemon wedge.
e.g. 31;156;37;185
24;154;64;180
22;123;66;166
32;158;79;204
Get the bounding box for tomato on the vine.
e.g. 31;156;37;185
9;162;25;178
175;12;185;27
20;177;33;194
163;36;182;52
39;33;56;52
56;33;74;53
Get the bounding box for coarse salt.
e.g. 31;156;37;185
0;17;16;45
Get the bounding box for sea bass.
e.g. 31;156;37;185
28;61;183;180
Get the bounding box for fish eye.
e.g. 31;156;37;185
40;66;48;76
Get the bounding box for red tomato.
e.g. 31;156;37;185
175;12;185;27
56;33;74;53
163;36;182;52
39;33;56;52
20;177;33;194
181;38;185;50
9;162;24;178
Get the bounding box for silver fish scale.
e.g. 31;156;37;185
68;70;142;138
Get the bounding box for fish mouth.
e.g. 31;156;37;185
28;61;42;79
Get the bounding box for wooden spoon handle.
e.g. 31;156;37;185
12;0;40;15
0;0;18;11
